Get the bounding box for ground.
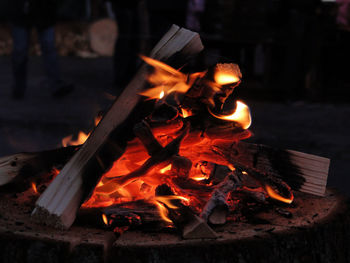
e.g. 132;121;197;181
0;56;349;195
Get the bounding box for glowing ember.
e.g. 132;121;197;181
31;182;38;194
214;63;241;85
265;185;294;204
102;213;108;225
160;164;172;174
208;101;252;129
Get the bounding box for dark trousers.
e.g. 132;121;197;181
12;25;61;93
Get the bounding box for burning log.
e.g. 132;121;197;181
186;141;329;197
200;167;243;225
77;201;165;231
211;141;330;196
155;184;217;239
109;122;190;187
32;25;204;229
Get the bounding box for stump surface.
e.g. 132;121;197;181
0;189;349;263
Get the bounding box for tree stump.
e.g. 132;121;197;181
0;188;349;263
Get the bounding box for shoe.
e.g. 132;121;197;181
52;83;74;99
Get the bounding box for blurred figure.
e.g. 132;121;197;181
336;0;350;28
110;0;142;90
10;0;73;99
186;0;206;32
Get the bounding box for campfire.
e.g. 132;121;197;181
0;25;329;240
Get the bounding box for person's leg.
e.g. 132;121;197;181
37;26;61;87
12;25;30;98
113;7;140;89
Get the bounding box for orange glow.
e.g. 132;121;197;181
265;185;294;204
94;115;102;126
139;55;205;100
191;175;209;181
180;108;192;118
214;64;241;85
155;201;173;223
228;164;235;171
155;195;189;223
160;164;172;174
208;101;252;129
102;213;108;225
62;131;90;147
159;90;165;99
31;182;38;194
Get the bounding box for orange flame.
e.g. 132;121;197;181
190;175;209;181
180;108;192;118
155;195;189;223
139;55;203;100
102;213;108;225
62;131;90;147
208;101;252;129
265;185;294;204
159;90;165;99
94;115;102;126
155;201;173;223
31;182;38;194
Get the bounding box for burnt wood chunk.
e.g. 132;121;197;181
156;184;217;239
201;168;243;225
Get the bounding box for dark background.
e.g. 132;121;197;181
0;0;349;194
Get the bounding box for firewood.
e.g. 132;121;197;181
155;184;217;239
200;168;243;225
212;141;330;196
180;63;241;113
32;25;204;229
77;201;164;230
0;146;78;187
109;123;189;187
185;141;329;196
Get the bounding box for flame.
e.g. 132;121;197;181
62;131;90;147
31;182;38;194
160;164;172;174
191;175;209;181
208;101;252;129
180;108;192;118
139;55;203;100
102;213;108;225
155;201;173;223
156;195;189;209
94;115;102;126
155;195;189;223
265;185;294;204
214;63;241;85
